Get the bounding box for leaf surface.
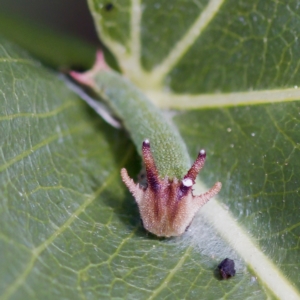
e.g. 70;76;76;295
2;0;300;298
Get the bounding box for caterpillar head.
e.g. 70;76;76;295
121;140;222;237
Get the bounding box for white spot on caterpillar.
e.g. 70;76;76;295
182;178;193;187
200;149;206;155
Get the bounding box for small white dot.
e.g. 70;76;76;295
182;178;193;187
199;149;206;155
227;128;232;132
251;133;255;137
144;139;150;144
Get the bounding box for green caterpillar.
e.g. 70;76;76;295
70;52;221;237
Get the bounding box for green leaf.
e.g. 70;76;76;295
2;0;300;298
0;38;134;298
173;104;300;295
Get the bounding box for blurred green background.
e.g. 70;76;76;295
1;0;98;44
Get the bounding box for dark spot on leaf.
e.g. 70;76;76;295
105;3;114;11
218;258;236;279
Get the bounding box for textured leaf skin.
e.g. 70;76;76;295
174;104;300;287
140;0;210;70
168;1;300;93
0;38;132;299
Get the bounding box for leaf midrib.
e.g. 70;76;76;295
144;88;300;109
